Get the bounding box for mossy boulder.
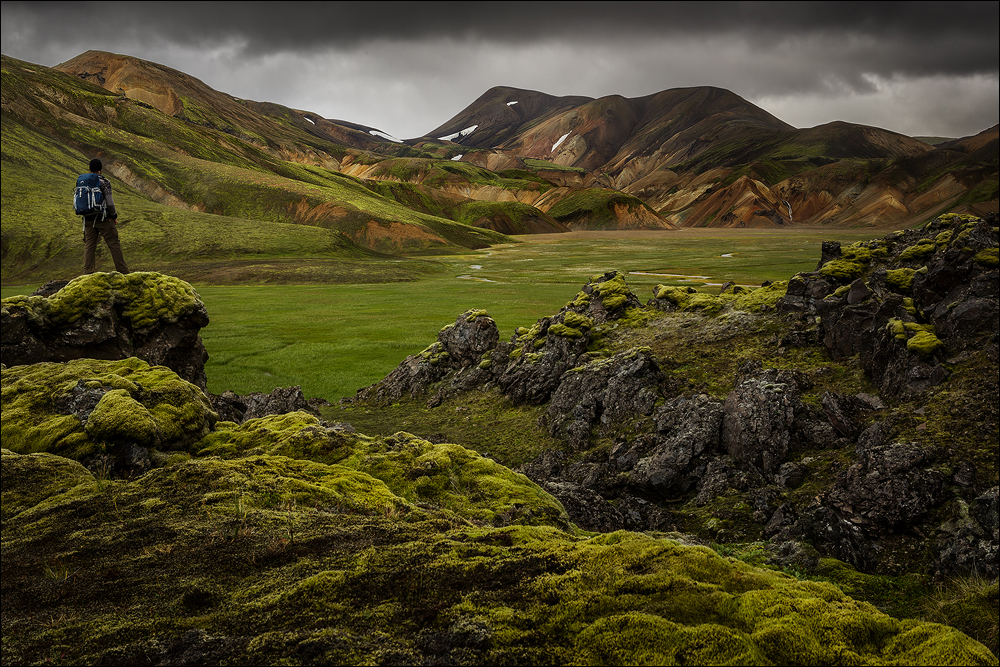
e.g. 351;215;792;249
1;272;210;388
651;281;789;316
575;271;643;322
1;357;216;468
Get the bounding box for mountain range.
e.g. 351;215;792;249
1;50;996;280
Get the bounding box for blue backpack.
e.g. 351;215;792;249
74;173;106;218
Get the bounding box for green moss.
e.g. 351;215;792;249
731;281;789;313
886;268;919;292
2;444;995;665
907;330;945;357
899;241;937;263
563;311;594;330
1;272;204;331
550;312;593;339
575;612;766;665
654;282;787;317
973;248;999;267
938;213;982;225
818;259;866;281
0;358;216;460
418;341;451;366
85;389;161;447
935;230;954;247
0;449;97;524
465;309;489;322
197;415;569;527
591;273;633;311
842;243;873;264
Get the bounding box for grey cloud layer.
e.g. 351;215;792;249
2;1;997;138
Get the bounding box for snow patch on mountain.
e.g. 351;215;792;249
438;125;479;142
552;132;571;153
369;130;402;143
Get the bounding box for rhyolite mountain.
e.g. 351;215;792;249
2;50;997;282
424;85;997;228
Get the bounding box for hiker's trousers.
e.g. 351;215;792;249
83;217;129;274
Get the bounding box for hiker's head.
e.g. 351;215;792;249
89;158;102;173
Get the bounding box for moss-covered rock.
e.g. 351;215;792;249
0;357;216;463
1;272;211;388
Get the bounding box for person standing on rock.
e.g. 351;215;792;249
81;158;129;274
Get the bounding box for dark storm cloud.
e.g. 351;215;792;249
5;1;997;74
2;1;997;138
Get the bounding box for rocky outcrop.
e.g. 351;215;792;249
351;220;997;583
622;394;725;499
933;487;999;579
546;347;665;449
209;385;322;424
826;440;946;530
1;272;210;389
1;357;217;478
779;212;998;398
358;271;644;407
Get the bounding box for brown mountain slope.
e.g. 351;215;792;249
55;51;401;156
422;86;594;148
427;84;996;228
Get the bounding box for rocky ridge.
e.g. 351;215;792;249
355;213;999;584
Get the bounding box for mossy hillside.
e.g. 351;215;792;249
362;156;554;194
1;118;415;283
2;54;350;177
114;150;513;253
196;412;570;527
2;59;514;271
522;157;590;174
3;447;995;665
330;387;569;469
545;189;660;228
0;357;216;459
1;271;202;330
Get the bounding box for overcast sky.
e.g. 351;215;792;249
2;1;997;139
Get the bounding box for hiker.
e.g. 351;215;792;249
79;158;129;274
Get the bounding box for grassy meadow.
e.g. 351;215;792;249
3;228;879;401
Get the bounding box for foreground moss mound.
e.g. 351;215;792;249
197;412;570;528
2;447;995;665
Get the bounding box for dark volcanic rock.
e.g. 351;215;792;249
210;385;320;424
1;272;210;389
776;213;998;398
357;310;499;405
721;362;806;477
627;394;725;498
497;310;594;406
772;505;875;572
547;347;665;449
826;441;945;530
933;487;999;579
